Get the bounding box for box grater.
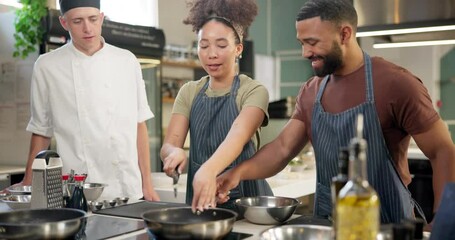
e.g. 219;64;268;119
30;150;64;209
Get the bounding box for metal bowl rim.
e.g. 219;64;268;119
235;196;300;208
6;185;32;194
259;224;333;237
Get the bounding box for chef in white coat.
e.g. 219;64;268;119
9;0;160;201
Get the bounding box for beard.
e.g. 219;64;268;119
312;41;343;77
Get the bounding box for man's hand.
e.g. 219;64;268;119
215;169;240;204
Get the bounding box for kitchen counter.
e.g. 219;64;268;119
152;167;316;203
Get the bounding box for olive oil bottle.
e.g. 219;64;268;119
331;147;349;228
336;114;380;240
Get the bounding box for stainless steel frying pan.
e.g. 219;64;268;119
142;207;237;239
0;208;87;239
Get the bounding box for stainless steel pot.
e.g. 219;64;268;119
142;207;237;239
0;208;87;239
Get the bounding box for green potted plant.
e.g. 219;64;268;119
13;0;47;59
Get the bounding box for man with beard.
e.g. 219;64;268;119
215;0;455;229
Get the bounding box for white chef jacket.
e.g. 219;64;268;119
26;41;154;200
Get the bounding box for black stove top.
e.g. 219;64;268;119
77;214;145;239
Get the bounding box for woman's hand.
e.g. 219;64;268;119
162;147;187;177
191;165;218;213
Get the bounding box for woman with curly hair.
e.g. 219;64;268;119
160;0;273;213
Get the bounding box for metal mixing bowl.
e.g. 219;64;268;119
235;196;299;225
0;195;31;210
260;225;333;240
6;185;32;195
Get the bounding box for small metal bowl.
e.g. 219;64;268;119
68;182;107;201
235;196;299;225
6;185;32;195
90;201;104;211
0;195;31;210
103;199;117;208
83;183;107;201
115;197;129;205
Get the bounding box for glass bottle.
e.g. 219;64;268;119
331;147;349;230
336;114;380;240
67;174;88;212
62;174;71;208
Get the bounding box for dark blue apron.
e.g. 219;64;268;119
311;52;425;223
187;75;273;211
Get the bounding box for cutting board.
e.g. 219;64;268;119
93;201;188;219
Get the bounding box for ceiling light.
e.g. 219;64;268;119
373;39;455;49
357;19;455;37
358;25;455;37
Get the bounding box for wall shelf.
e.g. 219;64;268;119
162;59;202;69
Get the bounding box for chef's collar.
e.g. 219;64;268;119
59;0;100;15
69;37;105;58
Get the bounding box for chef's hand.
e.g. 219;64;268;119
142;187;161;201
215;169;240;204
191;166;217;213
162;147;186;177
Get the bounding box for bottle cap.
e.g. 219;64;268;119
74;175;86;181
62;174;69;180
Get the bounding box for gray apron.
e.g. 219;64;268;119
187;75;273;211
311;52;426;223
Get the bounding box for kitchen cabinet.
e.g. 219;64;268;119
161;59;203;102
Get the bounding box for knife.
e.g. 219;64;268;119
171;170;180;198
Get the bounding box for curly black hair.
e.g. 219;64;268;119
183;0;258;42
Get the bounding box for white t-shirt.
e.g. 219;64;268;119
27;41;153;200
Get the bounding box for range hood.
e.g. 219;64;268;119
354;0;455;48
